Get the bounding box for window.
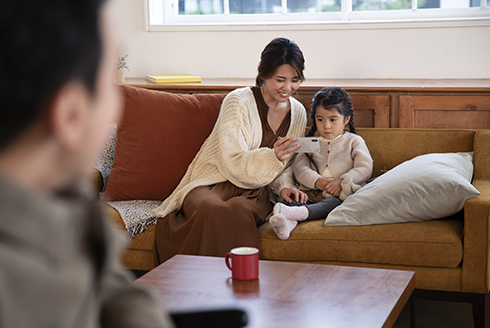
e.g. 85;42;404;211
146;0;490;29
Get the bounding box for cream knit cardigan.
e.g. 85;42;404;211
293;133;373;190
153;87;307;218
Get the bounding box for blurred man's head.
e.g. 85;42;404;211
0;0;121;192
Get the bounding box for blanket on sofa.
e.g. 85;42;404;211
94;124;159;239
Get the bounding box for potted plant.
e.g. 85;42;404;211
116;55;129;83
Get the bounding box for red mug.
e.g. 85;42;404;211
225;247;259;280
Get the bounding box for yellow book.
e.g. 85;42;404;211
145;74;202;84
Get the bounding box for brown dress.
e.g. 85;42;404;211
154;87;291;264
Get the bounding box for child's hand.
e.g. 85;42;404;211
325;179;343;196
315;178;333;191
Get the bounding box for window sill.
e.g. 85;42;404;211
146;14;490;32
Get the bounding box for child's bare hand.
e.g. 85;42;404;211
315;178;333;191
274;136;298;162
325;179;343;196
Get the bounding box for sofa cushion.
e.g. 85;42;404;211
104;86;226;201
356;128;475;178
258;211;464;268
325;152;480;226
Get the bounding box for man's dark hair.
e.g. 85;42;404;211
0;0;107;150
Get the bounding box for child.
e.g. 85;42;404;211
269;87;373;240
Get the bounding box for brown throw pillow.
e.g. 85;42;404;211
104;85;226;202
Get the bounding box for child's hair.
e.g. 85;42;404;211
307;87;356;137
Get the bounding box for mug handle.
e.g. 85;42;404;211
225;252;233;271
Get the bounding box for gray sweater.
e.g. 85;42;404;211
0;174;174;328
293;132;373;190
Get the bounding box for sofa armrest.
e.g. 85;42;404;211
461;178;490;293
87;168;104;194
474;130;490;180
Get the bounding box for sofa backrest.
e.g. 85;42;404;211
357;128;476;178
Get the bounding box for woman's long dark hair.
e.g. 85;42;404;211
255;38;305;87
306;87;356;174
307;87;356;137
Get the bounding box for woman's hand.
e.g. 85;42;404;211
324;179;343;196
274;136;298;162
280;188;308;204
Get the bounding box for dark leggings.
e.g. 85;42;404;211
289;197;342;221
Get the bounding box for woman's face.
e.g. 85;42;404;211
315;106;350;140
261;64;302;104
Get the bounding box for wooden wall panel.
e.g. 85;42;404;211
414;111;490;129
294;91;386;128
353;109;374;128
414;95;490;111
125;79;490;130
399;94;490;129
374;96;390;128
399;96;414;128
350;95;375;108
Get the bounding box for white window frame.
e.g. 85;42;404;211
145;0;490;31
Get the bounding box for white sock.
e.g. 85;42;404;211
269;214;298;240
272;203;309;221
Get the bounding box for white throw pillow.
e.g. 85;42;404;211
325;152;480;226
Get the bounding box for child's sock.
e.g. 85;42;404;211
272;203;309;221
269;214;298;240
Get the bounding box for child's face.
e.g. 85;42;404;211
314;106;351;140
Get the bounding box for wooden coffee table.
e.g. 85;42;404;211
136;255;415;328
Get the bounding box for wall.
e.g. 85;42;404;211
107;0;490;80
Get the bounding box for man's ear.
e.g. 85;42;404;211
49;83;89;151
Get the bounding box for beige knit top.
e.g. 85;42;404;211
153;87;307;218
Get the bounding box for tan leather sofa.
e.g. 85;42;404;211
94;127;490;294
260;128;490;295
91;88;490;326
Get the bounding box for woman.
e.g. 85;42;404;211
153;37;308;264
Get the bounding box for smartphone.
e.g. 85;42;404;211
171;309;248;328
285;137;321;153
